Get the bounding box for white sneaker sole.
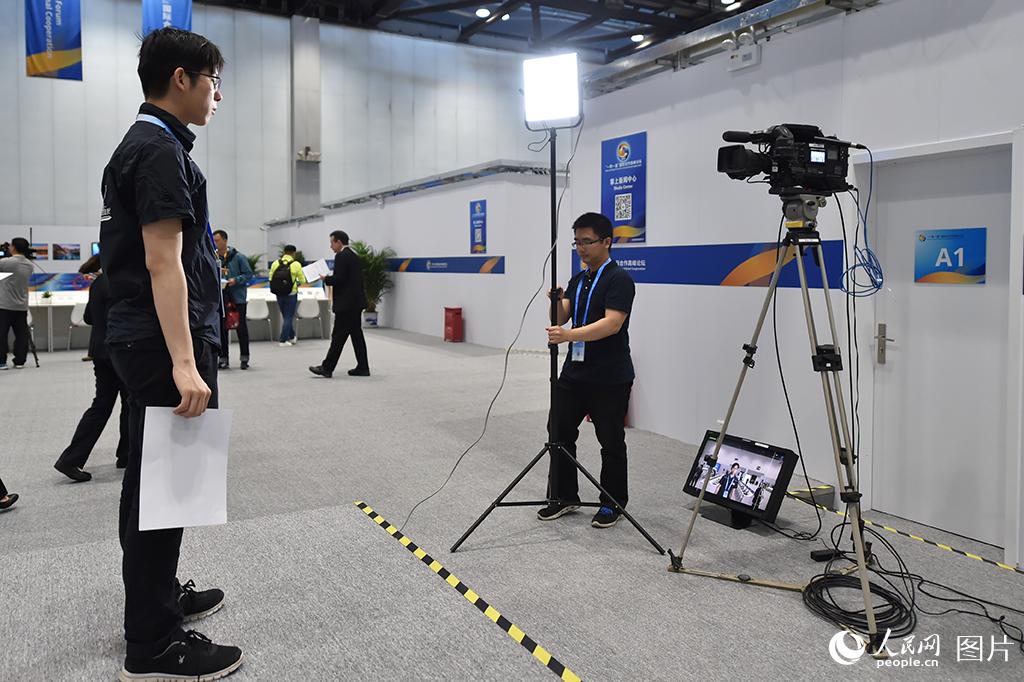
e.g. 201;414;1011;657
119;654;243;682
591;515;621;528
183;599;224;623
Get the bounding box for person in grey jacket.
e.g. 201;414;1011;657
213;230;254;370
0;237;34;370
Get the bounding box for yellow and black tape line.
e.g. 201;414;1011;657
785;490;1024;576
355;501;583;682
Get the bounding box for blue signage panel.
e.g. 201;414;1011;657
25;0;82;80
470;200;487;254
601;131;647;244
143;0;192;37
914;227;986;285
388;256;505;274
572;240;844;289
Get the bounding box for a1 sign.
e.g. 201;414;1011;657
914;227;986;285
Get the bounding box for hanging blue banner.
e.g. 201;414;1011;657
601;131;647;244
143;0;192;37
388;256;504;274
572;240;844;289
25;0;82;80
914;227;986;285
470;200;487;254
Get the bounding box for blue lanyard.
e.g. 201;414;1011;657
574;258;611;328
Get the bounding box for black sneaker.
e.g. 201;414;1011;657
309;365;332;378
0;493;18;510
178;579;225;623
217;359;229;370
537;502;580;520
54;462;92;482
591;506;621;528
239;360;249;370
120;630;242;682
347;366;370;376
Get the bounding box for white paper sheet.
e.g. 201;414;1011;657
302;259;331;282
0;272;11;281
139;406;233;531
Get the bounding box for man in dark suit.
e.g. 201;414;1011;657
54;263;131;481
309;230;369;378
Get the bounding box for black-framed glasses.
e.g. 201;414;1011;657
571;238;604;248
188;71;222;91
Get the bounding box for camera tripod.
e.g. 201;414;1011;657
451;126;663;555
668;192;886;653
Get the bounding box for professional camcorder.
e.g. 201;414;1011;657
0;241;10;258
717;124;855;195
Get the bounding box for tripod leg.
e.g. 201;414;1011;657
550;444;665;554
793;246;879;638
674;242;794;565
450;446;550;553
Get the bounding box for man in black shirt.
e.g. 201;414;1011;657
99;28;242;680
538;212;636;528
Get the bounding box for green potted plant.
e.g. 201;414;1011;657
245;252;265;277
350;240;396;328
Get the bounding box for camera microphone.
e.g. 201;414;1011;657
722;130;756;143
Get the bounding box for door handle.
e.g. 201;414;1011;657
876;323;895;365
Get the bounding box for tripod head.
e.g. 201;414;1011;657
781;193;827;232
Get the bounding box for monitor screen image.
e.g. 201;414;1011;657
683;430;798;523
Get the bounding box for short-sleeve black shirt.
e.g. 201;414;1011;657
560;260;635;385
99;103;221;347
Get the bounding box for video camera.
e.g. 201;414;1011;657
0;242;9;258
717;124;855;196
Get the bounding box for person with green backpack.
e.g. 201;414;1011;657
268;244;307;346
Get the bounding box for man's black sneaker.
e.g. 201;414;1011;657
537;502;580;520
217;359;229;370
347;366;370;376
119;630;242;682
591;506;622;528
309;365;332;378
179;579;225;623
239;359;249;370
54;462;92;482
0;493;18;510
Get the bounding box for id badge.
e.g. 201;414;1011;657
571;341;585;362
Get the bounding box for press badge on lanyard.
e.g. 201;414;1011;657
571;259;611;362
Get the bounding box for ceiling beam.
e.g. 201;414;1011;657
535;14;605;46
388;0;488;19
531;2;543;42
538;0;688;30
456;0;527;43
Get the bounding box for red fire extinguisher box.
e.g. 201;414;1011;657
444;307;464;342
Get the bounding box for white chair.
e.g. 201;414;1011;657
246;298;272;341
296;298;323;339
67;302;90;351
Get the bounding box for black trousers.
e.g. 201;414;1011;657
546;378;633;508
110;336;219;659
55;358;130;469
219;299;249;362
0;308;30;366
322;309;368;372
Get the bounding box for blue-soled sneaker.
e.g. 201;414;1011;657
119;630;242;682
591;506;622;528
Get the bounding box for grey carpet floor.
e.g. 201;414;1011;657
1;329;1022;680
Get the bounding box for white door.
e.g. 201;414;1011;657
871;147;1011;547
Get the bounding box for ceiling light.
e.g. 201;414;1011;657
476;8;491;18
725;1;742;10
631;34;645;43
501;13;510;21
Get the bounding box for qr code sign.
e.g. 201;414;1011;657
614;193;632;221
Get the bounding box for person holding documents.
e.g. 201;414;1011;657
99;28;243;681
309;230;370;378
267;244;307;346
0;237;34;370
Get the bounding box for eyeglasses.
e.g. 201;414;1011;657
188;71;222;92
571;238;605;248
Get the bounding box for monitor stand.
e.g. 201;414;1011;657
699;505;754;530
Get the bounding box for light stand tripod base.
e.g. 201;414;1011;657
667;564;806;593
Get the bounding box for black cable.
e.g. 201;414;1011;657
399;119;586;532
764;218;823;542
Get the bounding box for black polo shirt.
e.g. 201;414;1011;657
99;103;221;348
560;260;635;385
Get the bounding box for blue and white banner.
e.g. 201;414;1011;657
573;240;844;288
143;0;192;37
470;200;487;254
388;256;504;275
601;131;647;244
914;227;986;285
25;0;82;80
